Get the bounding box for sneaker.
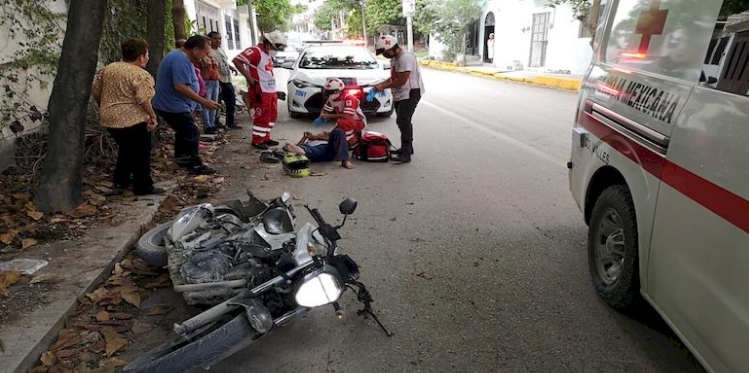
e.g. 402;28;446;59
391;153;411;163
265;140;280;146
251;143;269;150
204;127;218;135
134;187;166;196
189;164;217;175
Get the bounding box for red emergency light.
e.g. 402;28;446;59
621;52;647;59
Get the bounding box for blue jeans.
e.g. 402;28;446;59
301;128;350;162
201;80;220;129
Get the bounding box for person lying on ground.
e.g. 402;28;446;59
283;129;355;169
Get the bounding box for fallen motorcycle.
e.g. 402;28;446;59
124;192;391;373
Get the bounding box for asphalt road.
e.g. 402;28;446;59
196;68;704;373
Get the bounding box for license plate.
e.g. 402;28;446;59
295;90;307;98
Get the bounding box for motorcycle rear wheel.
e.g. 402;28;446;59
122;313;260;373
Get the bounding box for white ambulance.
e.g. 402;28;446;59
569;1;749;372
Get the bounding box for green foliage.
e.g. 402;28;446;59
366;0;403;29
255;0;297;32
315;2;337;31
316;0;365;35
99;0;149;64
415;0;484;62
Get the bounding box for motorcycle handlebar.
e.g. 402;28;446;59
305;205;327;226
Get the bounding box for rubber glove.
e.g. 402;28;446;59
312;117;329;127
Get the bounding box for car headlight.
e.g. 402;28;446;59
292;79;315;89
294;266;343;308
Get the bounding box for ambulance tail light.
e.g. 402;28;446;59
621;52;647;59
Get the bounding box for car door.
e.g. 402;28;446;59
647;4;749;372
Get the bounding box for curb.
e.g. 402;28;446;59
2;193;168;373
418;60;582;91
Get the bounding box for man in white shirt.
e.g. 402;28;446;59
374;35;425;163
208;31;241;129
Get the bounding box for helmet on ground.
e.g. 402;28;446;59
263;30;287;51
282;153;310;178
325;78;346;93
375;35;398;55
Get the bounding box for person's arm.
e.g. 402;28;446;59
321;112;352;120
234;62;256;86
233;49;259;87
175;84;218;110
375;70;410;91
91;70;103;105
140;100;158;131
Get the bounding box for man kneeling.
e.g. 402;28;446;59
284;78;365;169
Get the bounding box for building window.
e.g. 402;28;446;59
529;12;550;67
196;1;220;35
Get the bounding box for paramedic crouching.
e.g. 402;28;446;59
373;35;425;163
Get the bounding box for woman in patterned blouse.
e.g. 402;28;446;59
92;39;164;196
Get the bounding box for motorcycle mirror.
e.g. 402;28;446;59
281;192;292;204
339;198;357;215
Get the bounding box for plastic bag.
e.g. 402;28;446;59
0;259;49;275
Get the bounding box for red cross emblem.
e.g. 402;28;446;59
385;39;392;46
635;0;669;55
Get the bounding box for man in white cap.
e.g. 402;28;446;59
373;35;425;163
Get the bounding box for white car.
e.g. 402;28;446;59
281;45;393;118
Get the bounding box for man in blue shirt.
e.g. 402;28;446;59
153;35;219;175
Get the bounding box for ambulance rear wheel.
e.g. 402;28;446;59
588;185;642;310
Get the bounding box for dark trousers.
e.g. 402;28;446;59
217;82;236;127
394;89;421;156
156;110;202;166
301;128;350;162
108;122;153;193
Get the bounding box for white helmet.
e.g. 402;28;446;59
263;30;287;51
375;35;399;55
324;78;346;92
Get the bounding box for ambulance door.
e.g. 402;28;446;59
647;3;749;372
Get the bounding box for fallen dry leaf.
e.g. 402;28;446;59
67;203;97;219
309;172;327;177
193;175;211;182
233;148;249;155
55;348;80;358
160;195;180;211
51;329;82;351
131;321;153;335
100;327;128;357
30;273;60;284
262;173;269;181
22;238;39;249
50;216;71;224
99;357;126;369
41;350;57;366
144;274;171;289
0;270;22;298
86;288;109;303
109;312;133;320
27;210;44;221
94;311;110;322
88;194;107;207
213;177;225;184
417;272;435;280
88;340;106;354
145;306;173;316
120;291;141;308
0;230;18;245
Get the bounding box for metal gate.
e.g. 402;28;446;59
717;31;749;95
529;12;550;68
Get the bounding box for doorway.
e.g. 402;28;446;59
484;12;495;63
529;12;550;68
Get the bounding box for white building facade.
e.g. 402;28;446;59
430;0;597;75
188;0;260;61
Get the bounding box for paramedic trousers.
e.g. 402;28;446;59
156;110;202;167
301;128;350;162
394;89;421;156
107;122;154;193
250;89;278;144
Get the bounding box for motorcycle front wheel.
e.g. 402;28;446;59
123;313;260;373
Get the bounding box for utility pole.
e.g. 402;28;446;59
361;0;368;47
406;15;414;52
247;1;257;45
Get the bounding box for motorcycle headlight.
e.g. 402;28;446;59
294;266;343;308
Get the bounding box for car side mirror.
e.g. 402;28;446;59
282;61;294;70
707;76;718;85
339;198;357;215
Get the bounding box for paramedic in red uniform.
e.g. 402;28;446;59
283;78;365;169
233;31;287;150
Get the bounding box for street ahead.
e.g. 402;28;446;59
203;68;704;373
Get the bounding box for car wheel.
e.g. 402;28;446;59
377;108;394;118
288;101;303;119
588;185;642;310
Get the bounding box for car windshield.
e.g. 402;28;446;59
299;47;378;69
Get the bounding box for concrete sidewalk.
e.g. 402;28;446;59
1;191;169;373
419;60;583;91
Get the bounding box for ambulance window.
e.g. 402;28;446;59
604;0;723;83
701;2;749;96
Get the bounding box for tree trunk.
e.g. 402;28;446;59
34;0;108;213
457;30;467;66
587;0;602;47
173;0;186;40
146;0;167;77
